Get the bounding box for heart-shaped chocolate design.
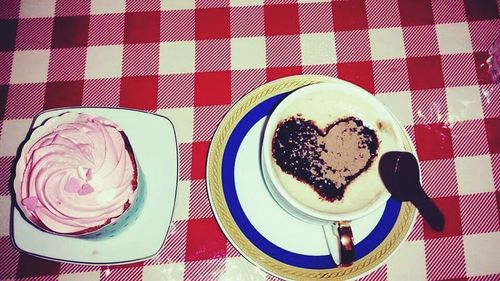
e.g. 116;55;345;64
272;116;379;202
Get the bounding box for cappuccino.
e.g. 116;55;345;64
264;82;405;217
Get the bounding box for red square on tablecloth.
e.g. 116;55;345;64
0;19;17;51
266;66;303;82
195;8;230;40
191;141;210;180
397;0;435;26
423;196;462;239
464;0;499;21
51;16;89;48
407;56;445;90
44;81;83;109
332;0;368;31
337;61;375;94
414;123;454;161
16;253;60;278
119;76;158;110
185;217;227;261
264;4;300;36
194;71;231;106
473;52;493;84
124;12;160;44
485;117;500;154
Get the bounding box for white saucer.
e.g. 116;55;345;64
207;75;417;280
11;107;178;265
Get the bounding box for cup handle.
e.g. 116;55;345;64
322;221;354;267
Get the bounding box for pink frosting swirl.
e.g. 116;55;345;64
17;113;137;234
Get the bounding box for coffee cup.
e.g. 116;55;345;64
261;81;406;266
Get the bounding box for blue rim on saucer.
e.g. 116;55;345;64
207;75;416;280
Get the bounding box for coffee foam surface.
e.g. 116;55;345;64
270;84;406;216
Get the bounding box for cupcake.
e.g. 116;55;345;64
15;112;141;237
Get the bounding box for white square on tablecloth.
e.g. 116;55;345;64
463;232;500;276
455;155;494;195
446;86;484;122
300;32;336;66
19;0;56;18
156;107;193;143
376;91;414;126
386;240;426;281
85;45;123;79
170;180;189;221
90;0;125;14
160;41;195;74
219;257;267;280
231;37;266;70
58;271;100;281
161;0;195;10
435;23;473;55
10;50;50;84
230;0;264;7
0;119;33;157
369;27;406;60
142;262;185;280
0;196;10;236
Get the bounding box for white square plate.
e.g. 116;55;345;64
11;107;178;265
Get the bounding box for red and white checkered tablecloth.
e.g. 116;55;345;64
0;0;499;280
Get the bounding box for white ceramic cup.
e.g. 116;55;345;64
261;80;406;266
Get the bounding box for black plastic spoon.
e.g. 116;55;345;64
379;151;445;232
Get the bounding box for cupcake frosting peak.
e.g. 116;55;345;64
18;113;137;234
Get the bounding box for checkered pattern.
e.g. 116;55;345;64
0;0;499;280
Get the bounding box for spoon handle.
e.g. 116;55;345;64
412;189;445;232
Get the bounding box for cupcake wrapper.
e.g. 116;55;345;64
79;164;147;240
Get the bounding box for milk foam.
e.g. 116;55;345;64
270;83;406;216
